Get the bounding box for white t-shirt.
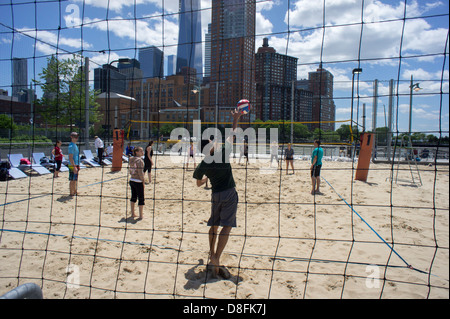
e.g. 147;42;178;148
95;138;104;149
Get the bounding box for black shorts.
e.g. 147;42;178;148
129;181;145;205
143;158;152;173
55;160;62;172
209;188;238;227
311;165;322;177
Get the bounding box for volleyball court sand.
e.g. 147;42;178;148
0;156;448;299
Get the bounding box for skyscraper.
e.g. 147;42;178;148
255;38;298;121
94;64;127;94
204;24;212;79
308;64;335;131
139;46;164;79
176;0;203;80
209;0;256;122
166;55;176;76
12;58;28;101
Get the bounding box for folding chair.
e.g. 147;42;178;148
32;152;69;172
62;155;86;169
8;153;51;175
81;150;101;167
84;149;111;165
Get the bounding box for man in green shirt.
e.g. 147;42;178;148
310;140;324;195
193;109;242;277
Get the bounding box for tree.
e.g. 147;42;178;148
293;123;311;140
312;128;325;140
33;55;102;130
426;134;438;144
336;124;350;141
0;114;18;131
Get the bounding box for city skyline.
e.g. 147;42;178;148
0;0;448;135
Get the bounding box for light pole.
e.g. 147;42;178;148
350;68;362;151
408;74;422;138
192;85;202;121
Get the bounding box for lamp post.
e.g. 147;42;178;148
350;68;362;158
408;75;422;138
192;85;202;121
350;68;362;149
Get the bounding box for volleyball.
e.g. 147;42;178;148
236;99;251;114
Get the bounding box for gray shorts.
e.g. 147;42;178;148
209;188;238;227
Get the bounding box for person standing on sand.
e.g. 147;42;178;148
68;132;80;196
311;140;324;195
129;147;145;220
284;143;294;174
94;136;104;165
193;109;242;278
144;141;154;184
52;140;63;178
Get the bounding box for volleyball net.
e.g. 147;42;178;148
0;0;449;300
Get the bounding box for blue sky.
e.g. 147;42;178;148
0;0;448;135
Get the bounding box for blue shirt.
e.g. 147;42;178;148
311;147;323;166
68;142;80;166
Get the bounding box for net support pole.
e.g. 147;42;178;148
355;132;374;182
387;79;394;161
85;57;90;148
372;79;378;161
111;129;124;172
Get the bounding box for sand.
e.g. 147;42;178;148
0;154;448;299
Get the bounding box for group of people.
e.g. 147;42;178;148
55;120;324;278
47;133;82;195
275;141;324;195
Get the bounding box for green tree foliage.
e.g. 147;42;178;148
0;114;18;131
33;55;102;128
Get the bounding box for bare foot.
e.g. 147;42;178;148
210;255;219;276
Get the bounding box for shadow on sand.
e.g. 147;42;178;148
184;259;243;290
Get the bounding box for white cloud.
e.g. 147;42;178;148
80;15;179;55
256;12;274;36
402;68;449;81
275;0;448;66
72;0;179;14
17;28;92;56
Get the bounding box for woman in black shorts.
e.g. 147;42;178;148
144;140;154;184
284;143;294;174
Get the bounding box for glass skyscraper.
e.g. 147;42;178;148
12;58;28;100
176;0;203;80
139;46;164;79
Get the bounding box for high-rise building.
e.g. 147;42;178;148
204;23;212;80
209;0;256;123
255;38;298;121
94;64;127;94
176;0;203;81
12;58;28;102
308;64;335;131
139;46;164;79
117;58;143;81
166;55;176;76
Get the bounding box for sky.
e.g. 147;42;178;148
0;0;448;136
